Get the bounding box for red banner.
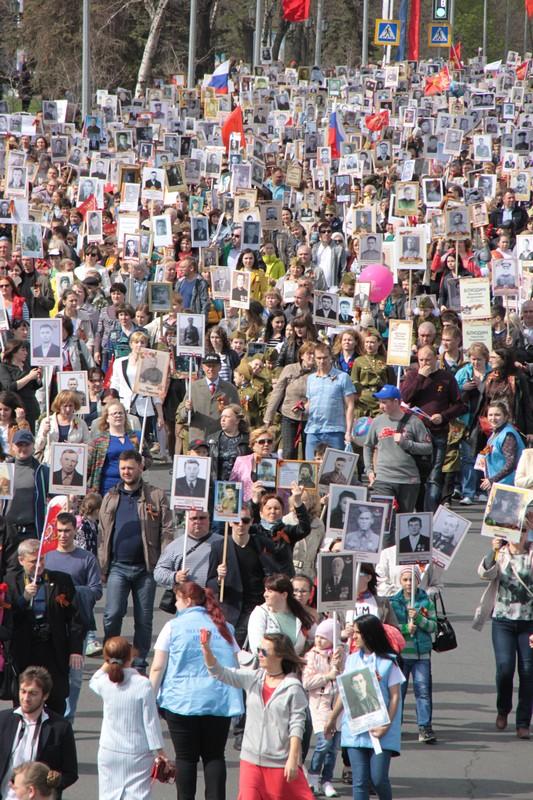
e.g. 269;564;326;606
282;0;310;22
407;0;421;61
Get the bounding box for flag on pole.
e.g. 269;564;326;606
450;42;464;69
39;496;70;556
282;0;311;21
208;59;231;94
526;0;533;18
424;66;451;96
407;0;421;61
221;105;246;153
516;59;530;80
365;110;390;132
327;109;345;158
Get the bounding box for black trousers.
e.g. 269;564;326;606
280;416;305;459
164;711;231;800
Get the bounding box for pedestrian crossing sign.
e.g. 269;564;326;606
374;19;401;47
428;23;451;47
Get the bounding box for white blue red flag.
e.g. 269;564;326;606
208;60;231;94
327;109;345;159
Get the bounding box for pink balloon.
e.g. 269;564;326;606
358;264;394;303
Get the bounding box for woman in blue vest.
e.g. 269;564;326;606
149;581;244;800
324;614;405;800
480;401;525;493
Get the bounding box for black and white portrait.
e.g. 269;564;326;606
342;501;387;562
50;443;88;496
57;371;89;414
177;312;205;357
431;505;471;568
317;552;355;610
171;454;211;510
230;271;251;310
338;667;390;734
327;485;368;534
396;512;433;564
148;282;172;313
191;216;209;248
313;292;338;323
319;448;358;488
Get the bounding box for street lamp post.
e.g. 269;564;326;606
81;0;90;118
187;0;197;88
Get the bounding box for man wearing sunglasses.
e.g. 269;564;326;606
206;506;278;645
154;510;218;590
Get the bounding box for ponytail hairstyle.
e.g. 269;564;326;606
12;762;61;798
174;580;233;644
263;574;314;631
103;636;131;683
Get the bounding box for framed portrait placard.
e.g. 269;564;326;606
176;312;205;357
481;483;533;543
255;457;277;488
341;500;387;563
148;282;172;313
459;278;491;320
386;319;413;367
317;551;356;611
395;512;433;564
132;348;170;397
213;480;243;523
0;462;14;499
57;371;89;415
30;318;62;368
462;319;492;351
171;454;211;510
229;271;251;310
326;484;368;536
318;448;358;489
431;505;471;570
49;443;88;496
337;667;390;735
276;459;318;491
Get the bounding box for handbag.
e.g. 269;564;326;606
432;591;457;653
150;757;176;784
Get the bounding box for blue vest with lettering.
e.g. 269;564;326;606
157;606;244;717
486;423;525;484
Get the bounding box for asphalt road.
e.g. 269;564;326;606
2;463;531;799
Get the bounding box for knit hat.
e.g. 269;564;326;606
315;618;341;644
398;565;421;582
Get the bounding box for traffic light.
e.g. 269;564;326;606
433;0;449;19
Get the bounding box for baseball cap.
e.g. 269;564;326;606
373;385;401;400
189;439;209;451
203;353;221;366
13;430;35;445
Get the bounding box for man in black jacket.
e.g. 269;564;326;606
488;190;529;242
18;258;55;318
7;539;85;714
0;666;78;799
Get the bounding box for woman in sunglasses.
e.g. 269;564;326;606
229;425;277;502
201;630;314;800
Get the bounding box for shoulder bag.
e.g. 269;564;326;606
432;591;458;653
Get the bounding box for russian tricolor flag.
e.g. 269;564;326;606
208;60;231;94
327;109;345;159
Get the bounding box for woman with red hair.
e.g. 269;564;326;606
150;581;244;800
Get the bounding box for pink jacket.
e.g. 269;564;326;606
229;453;255;502
302;646;344;733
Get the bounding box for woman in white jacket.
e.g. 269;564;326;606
247;574;316;656
515;448;533;488
90;636;170;800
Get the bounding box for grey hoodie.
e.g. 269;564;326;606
207;662;307;767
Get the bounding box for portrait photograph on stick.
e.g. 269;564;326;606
171;454;211;510
342;500;387;562
317;551;356;610
396;512;433;564
176;312;205;357
49;442;88;496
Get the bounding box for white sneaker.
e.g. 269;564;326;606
308;774;320;793
459;496;473;505
322;782;339;798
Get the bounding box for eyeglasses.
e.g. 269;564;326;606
235;517;251;524
321;229;332;234
256;439;273;445
258;647;270;657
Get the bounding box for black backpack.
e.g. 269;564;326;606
397;413;433;479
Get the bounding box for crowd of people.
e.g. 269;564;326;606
0;48;532;800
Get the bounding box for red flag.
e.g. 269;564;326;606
516;59;530;80
450;42;463;69
407;0;421;61
424;66;451;96
39;496;70;556
365;110;390;132
76;194;97;217
526;0;533;17
282;0;310;21
221;105;245;153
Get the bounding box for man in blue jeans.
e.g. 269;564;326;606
304;343;355;460
98;450;173;672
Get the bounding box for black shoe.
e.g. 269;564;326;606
418;725;437;743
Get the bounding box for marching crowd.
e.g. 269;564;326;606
0;49;533;800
